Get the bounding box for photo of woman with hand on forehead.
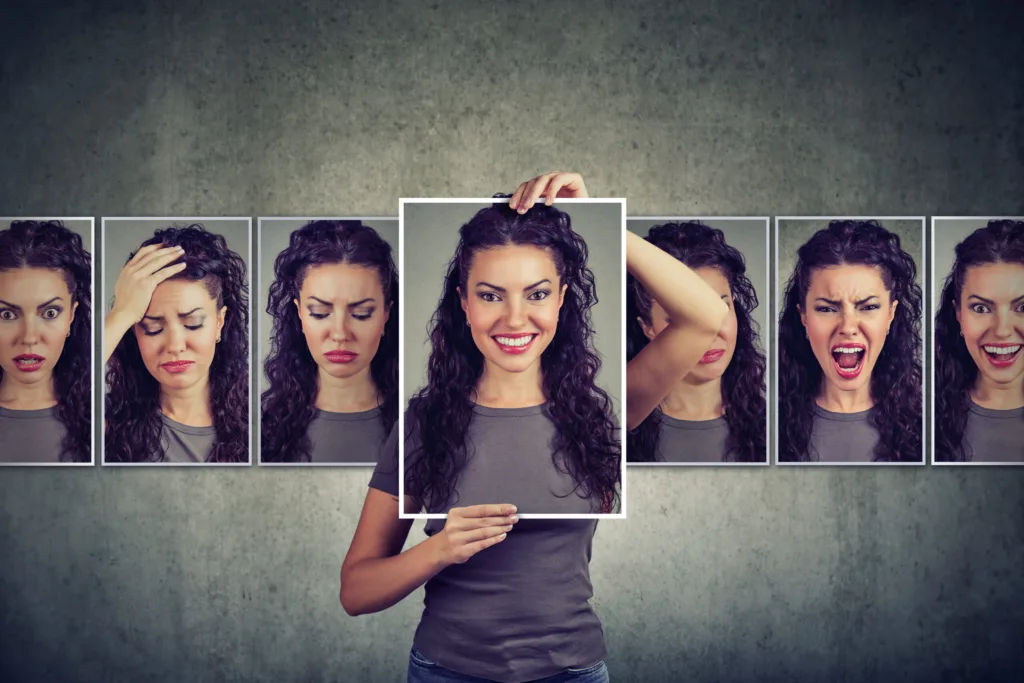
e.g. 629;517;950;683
934;218;1024;463
260;219;398;464
0;219;92;465
777;218;924;464
103;221;250;464
342;173;619;683
625;220;767;464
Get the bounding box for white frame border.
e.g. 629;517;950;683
624;216;771;467
0;217;95;467
255;216;399;467
100;216;253;467
398;198;628;519
930;215;1024;466
774;216;928;467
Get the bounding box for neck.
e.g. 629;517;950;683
316;366;379;412
971;375;1024;410
474;361;545;408
0;373;58;410
160;377;213;427
816;376;873;413
660;377;724;420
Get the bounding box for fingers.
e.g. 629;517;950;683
464;531;508;556
516;173;557;213
460;524;513;544
543;172;587;203
131;245;184;277
509;171;588;213
509;182;529;213
147;261;188;285
457;503;517;519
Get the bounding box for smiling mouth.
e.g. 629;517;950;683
831;345;866;379
492;334;538;355
981;343;1022;368
13;354;45;372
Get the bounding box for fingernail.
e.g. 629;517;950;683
510;515;519;523
505;524;513;531
508;505;517;513
499;533;507;540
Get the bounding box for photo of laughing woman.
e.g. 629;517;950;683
777;218;924;464
0;219;92;465
934;218;1024;463
625;220;767;464
103;221;250;464
342;173;620;683
260;219;398;464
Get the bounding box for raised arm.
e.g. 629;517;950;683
626;230;729;430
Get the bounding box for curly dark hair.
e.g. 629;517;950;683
0;220;92;463
105;224;249;463
778;220;922;462
407;202;620;513
935;219;1024;461
260;220;398;462
626;222;766;462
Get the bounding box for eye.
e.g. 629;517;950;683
527;290;550;301
184;323;204;331
971;303;990;314
352;310;375;321
862;304;880;311
1016;302;1024;314
42;307;62;320
0;309;16;321
479;292;501;303
814;306;835;313
142;327;163;337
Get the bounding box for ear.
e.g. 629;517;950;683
558;283;568;310
638;315;656;341
954;299;961;326
797;303;806;328
888;299;899;328
69;300;79;327
457;286;468;317
383;301;391;326
217;306;228;336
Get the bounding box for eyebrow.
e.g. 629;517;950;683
0;296;65;311
142;307;203;322
968;294;1024;305
307;296;376;308
814;296;879;306
475;279;552;293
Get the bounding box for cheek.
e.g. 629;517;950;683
719;310;738;347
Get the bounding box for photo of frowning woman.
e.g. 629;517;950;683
626;220;767;463
777;219;923;463
342;173;619;683
260;220;398;464
104;222;249;464
935;218;1024;463
0;220;92;464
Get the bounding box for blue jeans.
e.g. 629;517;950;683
407;647;610;683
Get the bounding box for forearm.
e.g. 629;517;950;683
626;231;728;333
341;533;449;616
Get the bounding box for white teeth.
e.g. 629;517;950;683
983;345;1021;355
833;347;864;354
495;335;535;347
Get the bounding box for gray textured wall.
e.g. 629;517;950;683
1;1;1023;682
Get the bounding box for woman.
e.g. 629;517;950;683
778;219;923;463
0;220;92;464
626;222;765;463
342;173;618;683
261;220;397;463
104;224;249;463
935;219;1024;463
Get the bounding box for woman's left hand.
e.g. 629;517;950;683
509;172;588;213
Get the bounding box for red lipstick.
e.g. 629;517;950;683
491;333;538;355
830;342;866;379
981;342;1022;368
325;350;358;364
13;354;45;372
160;360;194;374
699;349;725;364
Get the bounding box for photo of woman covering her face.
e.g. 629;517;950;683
103;219;250;464
259;219;398;464
934;218;1024;464
777;218;924;464
0;219;92;465
626;219;768;464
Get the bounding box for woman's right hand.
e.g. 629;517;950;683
104;243;187;363
437;504;519;565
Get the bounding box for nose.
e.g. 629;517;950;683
19;317;42;345
504;298;527;329
993;309;1014;338
164;323;187;354
838;308;861;337
330;313;352;342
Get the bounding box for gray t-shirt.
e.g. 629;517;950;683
369;403;606;683
655;411;730;463
963;401;1024;463
0;406;66;463
807;405;881;463
160;415;217;463
306;407;386;463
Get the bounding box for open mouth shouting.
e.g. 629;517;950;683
492;333;538;355
981;342;1022;368
831;343;866;379
13;354;45;372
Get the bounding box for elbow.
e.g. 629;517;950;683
339;567;364;617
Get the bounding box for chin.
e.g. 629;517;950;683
320;361;370;380
486;353;540;374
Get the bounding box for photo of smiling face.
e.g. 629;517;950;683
0;267;78;390
135;278;226;390
294;262;390;381
956;261;1024;391
799;264;897;394
459;245;566;375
